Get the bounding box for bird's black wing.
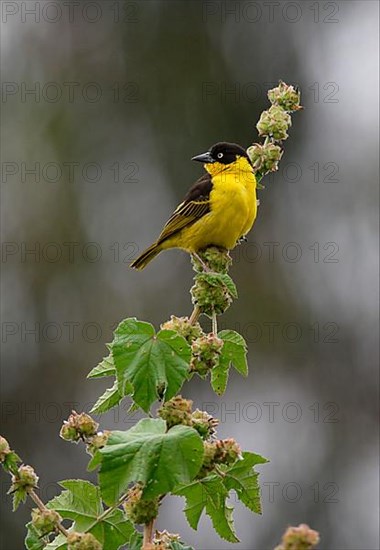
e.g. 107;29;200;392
156;173;213;244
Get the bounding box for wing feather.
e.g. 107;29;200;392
156;173;212;244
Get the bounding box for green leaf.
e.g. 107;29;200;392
210;360;229;396
10;487;27;511
175;476;239;543
219;273;238;299
47;479;134;550
88;353;115;379
211;330;248;395
25;522;47;550
111;318;191;412
223;452;268;514
99;418;204;504
90;380;123;414
219;330;248;376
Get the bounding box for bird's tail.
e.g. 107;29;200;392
130;242;162;270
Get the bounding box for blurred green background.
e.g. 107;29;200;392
1;1;379;549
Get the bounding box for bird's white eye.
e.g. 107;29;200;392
217;152;223;159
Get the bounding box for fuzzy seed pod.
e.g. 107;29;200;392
31;508;61;535
123;484;159;525
268;81;302;112
11;465;39;491
67;532;102;550
190;334;223;376
275;523;320;550
158;396;193;428
256;105;292;141
191;409;219;439
160;315;203;344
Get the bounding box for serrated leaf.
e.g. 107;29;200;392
11;487;27;511
223;451;268;515
47;479;134;550
219;273;238;299
218;330;248;376
88;353;115;379
175;476;239;543
111;318;191;412
25;522;47;550
210;361;229;395
90;380;123;414
99;418;204;504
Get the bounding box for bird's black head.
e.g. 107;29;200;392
192;142;250;165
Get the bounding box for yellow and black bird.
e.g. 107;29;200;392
130;142;258;270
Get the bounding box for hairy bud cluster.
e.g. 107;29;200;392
191;247;232;274
191;409;219;439
190;334;224;376
199;438;242;477
67;532;102;550
60;411;99;443
123;484;159;525
191;274;233;316
152;530;181;549
0;436;11;461
10;465;39;492
247;142;283;177
158;396;193;428
158;397;219;439
256;105;292;141
275;523;320;550
160;315;203;344
268;80;302;113
31;508;61;536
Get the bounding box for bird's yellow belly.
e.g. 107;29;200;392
166;170;257;252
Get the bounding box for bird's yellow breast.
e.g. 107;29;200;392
168;157;257;252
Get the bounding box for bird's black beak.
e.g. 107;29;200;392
191;151;215;163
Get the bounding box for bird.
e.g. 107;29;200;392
130;142;258;270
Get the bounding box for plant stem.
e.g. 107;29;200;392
28;489;69;537
85;492;130;532
189;305;201;325
142;518;155;549
212;311;218;335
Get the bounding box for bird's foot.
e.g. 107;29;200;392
237;235;248;245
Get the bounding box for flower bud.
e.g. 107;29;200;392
161;315;203;344
191;247;232;274
190;334;223;376
123;484;159;525
31;508;61;535
158;396;193;429
247;142;283;175
11;465;39;491
60;411;99;443
191;409;219;439
0;436;10;462
191;274;233;317
276;523;320;550
268;81;302;112
67;532;102;550
256;105;292;141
